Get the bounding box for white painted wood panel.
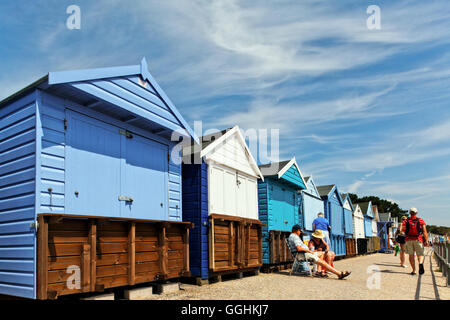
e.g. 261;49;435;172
205;133;257;178
208;163;259;220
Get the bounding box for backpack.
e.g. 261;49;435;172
405;218;423;237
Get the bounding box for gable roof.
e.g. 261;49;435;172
1;58;199;144
341;193;354;211
358;201;374;218
259;157;307;187
317;185;335;197
184;126;263;180
317;184;344;205
302;175;322;199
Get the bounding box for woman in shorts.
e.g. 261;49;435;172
395;216;408;268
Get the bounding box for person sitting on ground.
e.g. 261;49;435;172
308;229;335;277
288;224;351;279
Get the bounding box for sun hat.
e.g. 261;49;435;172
312;229;325;239
401;215;407;220
409;207;418;214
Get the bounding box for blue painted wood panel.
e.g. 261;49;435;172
121;133;168;220
364;216;373;237
330;234;346;257
0;92;36;299
279;165;305;189
182;162;209;279
65;110;122;217
344;208;354;235
259;178;299;265
300;193;324;232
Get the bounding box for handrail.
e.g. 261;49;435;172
433;242;449;287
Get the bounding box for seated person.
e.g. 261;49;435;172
308;229;336;277
288;224;350;279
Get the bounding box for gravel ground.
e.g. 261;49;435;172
147;247;449;300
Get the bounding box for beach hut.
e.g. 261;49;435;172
353;204;367;254
182;126;264;282
359;202;379;253
0;59;198;299
317;185;346;257
299;176;324;241
378;212;393;253
372;205;380;237
341;193;356;257
258;158;307;270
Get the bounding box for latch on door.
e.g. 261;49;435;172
118;196;134;202
119;129;133;139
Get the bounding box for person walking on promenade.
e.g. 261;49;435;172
312;213;331;245
402;208;428;275
394;216;408;268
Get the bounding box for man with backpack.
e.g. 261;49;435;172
402;208;429;275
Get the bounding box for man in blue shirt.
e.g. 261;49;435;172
312;213;331;245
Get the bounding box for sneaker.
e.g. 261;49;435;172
401;265;408;268
419;263;425;275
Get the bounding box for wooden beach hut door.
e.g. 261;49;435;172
66;110;168;219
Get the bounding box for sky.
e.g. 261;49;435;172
0;0;449;226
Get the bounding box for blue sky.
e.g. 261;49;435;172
1;0;449;226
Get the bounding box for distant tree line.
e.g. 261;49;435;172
348;193;408;219
348;193;449;234
427;225;450;236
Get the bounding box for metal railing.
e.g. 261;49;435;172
433;242;450;287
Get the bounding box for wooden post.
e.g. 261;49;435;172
258;226;262;265
183;226;190;274
128;222;136;285
270;231;275;264
229;221;234;268
246;223;251;266
209;218;215;270
89;219;97;292
276;231;281;264
81;244;91;292
158;223;169;279
37;215;48;300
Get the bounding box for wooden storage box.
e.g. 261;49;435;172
208;214;262;274
37;214;191;299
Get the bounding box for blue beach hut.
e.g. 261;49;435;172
0;59;197;299
341;193;354;238
257;157;307;268
299;176;324;241
182;126;264;282
317;185;346;257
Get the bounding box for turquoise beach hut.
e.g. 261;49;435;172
258;157;307;268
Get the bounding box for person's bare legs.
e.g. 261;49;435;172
315;259;344;277
315;251;325;273
400;244;406;266
409;254;416;273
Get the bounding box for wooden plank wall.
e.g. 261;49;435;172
37;214;191;299
209;214;262;273
268;231;293;265
345;238;356;257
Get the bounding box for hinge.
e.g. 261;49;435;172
119;129;133;139
30;221;39;232
64;119;67;130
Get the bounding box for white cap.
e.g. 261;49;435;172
409;207;418;214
